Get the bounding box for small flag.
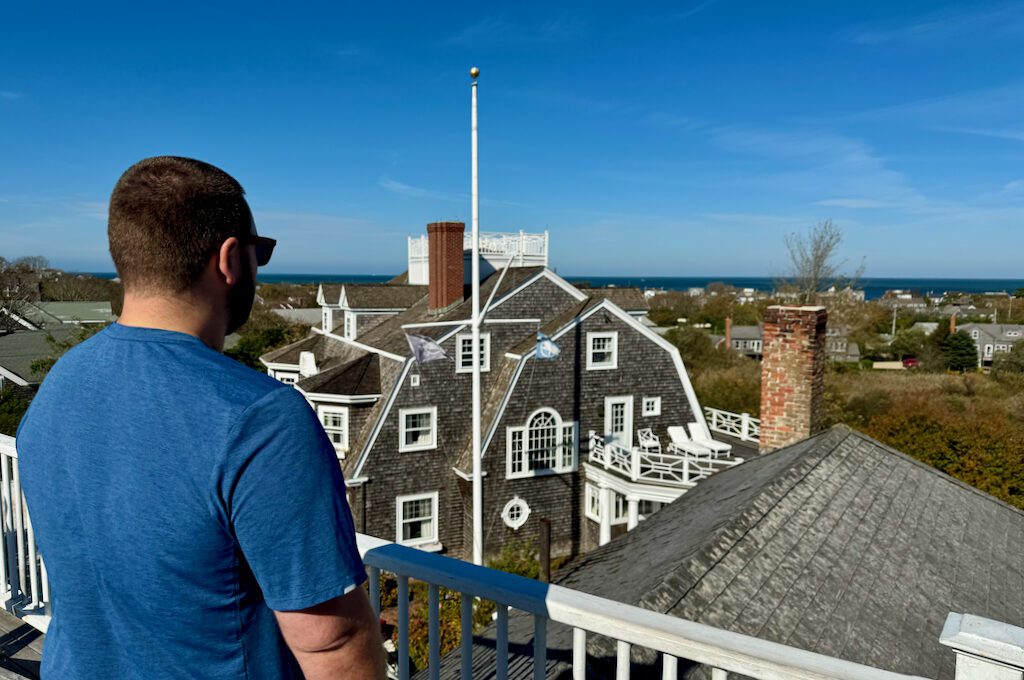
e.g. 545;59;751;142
536;332;560;360
406;333;449;364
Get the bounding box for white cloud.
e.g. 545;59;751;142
379;177;463;203
447;13;586;46
845;2;1024;46
0;91;21;100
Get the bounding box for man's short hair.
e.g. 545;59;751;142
108;156;253;293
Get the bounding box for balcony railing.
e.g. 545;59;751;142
703;407;760;443
4;432;1024;680
587;431;709;487
408;230;549;285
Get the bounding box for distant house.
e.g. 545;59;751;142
0;301;114;333
261;223;729;561
958;323;1024;367
909;321;939;336
729;323;858;363
0;327;78;393
728;324;763;359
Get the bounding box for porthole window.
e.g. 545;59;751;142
501;496;531;530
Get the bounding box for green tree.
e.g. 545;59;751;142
224;309;310;369
889;328;926;359
0;388;31;436
992;342;1024;377
942;331;979;373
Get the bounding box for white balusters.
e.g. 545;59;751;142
617;640;631;679
573;627;586;680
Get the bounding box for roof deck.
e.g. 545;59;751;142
407;231;549;285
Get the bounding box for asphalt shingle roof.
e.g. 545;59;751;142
0;327;80;383
578;287;648;312
296;353;380;396
320;283;427;310
426;427;1024;680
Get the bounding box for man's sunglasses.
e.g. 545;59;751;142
242;235;276;267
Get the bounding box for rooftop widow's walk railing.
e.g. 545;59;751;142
3;434;1024;680
703;407;760;443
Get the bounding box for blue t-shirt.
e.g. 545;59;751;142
16;323;366;679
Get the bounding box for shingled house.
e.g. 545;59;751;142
261;223;737;561
428;306;1024;680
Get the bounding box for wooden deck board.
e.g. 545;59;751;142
0;611;42;680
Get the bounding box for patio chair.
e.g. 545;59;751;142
637;428;661;454
666;426;713;457
687;422;732;458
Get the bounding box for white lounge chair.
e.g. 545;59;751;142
666;426;713;457
688;422;732;457
637;428;661;454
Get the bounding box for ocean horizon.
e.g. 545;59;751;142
82;272;1024;302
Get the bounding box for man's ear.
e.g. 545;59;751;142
217;237;242;287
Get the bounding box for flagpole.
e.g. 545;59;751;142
470;66;484;566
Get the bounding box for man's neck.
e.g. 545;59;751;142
118;291;227;352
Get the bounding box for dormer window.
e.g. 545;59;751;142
456;333;490;373
587;332;618;370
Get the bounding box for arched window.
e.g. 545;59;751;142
507;408;576;479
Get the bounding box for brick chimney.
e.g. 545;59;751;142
759;306;828;453
724;317;733;351
427;221;465;314
950;312;957;335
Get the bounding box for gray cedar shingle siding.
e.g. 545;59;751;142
426;427;1024;680
320;283;427;310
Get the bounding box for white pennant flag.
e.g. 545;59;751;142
536;332;561;360
406;333;449;364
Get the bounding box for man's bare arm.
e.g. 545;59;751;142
275;586;386;680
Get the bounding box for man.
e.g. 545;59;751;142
17;156;385;679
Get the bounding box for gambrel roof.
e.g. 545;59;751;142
427;426;1024;679
578;287;648;313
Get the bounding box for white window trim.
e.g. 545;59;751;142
455;332;491;373
344;312;357;340
399;406;438;452
506;408;577;480
584;483;627;525
642;397;661;417
395;491;440;548
317;404;349;456
410;374;421;387
501;496;531;530
276;371;299;385
586;331;618;370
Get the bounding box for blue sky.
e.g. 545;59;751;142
1;1;1022;278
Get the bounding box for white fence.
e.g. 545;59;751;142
408;231;549;285
588;432;708;487
0;434;50;632
703;407;760;443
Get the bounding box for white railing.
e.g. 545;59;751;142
408;231;550;284
704;407;760;443
588;432;708;486
0;434;50;632
360;532;929;680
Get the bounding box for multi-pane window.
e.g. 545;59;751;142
587;332;618;370
400;407;437;452
344;313;356;339
507;409;575;478
277;372;298;385
396;492;438;546
642;397;661;417
455;333;490;372
318;406;348;454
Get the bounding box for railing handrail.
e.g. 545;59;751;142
357;533;925;680
0;434;16;458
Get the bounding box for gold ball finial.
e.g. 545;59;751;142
470;67;480;79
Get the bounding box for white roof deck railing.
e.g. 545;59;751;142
3;433;1023;680
588;431;709;487
408;231;549;262
703;407;760;443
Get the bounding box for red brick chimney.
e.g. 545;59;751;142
427;221;465;314
759;306;828;453
950;312;957;335
724;317;733;351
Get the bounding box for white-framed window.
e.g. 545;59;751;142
587;332;618;370
997;344;1008;352
410;374;421;387
985;344;994;356
642;397;661;417
1008;331;1021;338
455;333;490;373
399;406;438;452
322;306;332;331
344;313;356;340
971;330;980;339
507;408;576;479
501;496;531;530
318;405;349;455
396;491;438;547
583;483;627;525
638;499;663;517
276;371;299;385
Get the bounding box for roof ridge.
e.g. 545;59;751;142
840;426;1024;519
